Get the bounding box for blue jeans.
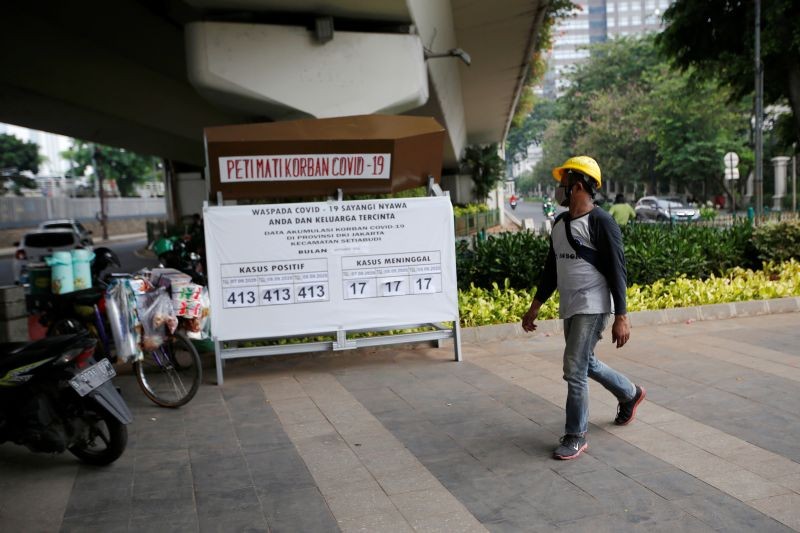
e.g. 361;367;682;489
562;313;636;436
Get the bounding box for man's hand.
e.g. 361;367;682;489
522;301;542;332
611;314;630;348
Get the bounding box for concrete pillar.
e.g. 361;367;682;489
743;171;754;206
772;156;790;211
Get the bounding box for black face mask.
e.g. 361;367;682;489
555;184;572;207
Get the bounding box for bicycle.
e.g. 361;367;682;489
42;285;202;408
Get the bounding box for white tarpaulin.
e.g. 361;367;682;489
204;196;458;341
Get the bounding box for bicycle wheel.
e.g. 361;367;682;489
134;331;202;408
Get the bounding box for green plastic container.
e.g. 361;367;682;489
47;251;74;294
71;249;95;290
27;264;52;295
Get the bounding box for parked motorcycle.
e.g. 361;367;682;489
152;236;206;286
0;334;132;465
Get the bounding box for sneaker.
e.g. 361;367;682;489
553;434;588;460
615;385;646;425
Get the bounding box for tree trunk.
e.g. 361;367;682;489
786;56;800;146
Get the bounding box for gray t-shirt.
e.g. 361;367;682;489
551;213;614;318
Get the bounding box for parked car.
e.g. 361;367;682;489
12;229;91;284
635;196;700;223
38;219;93;245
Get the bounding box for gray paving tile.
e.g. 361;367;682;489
246;447;316;492
580;488;686;526
59;511;130;533
528;478;607;524
133;464;194;498
673;491;794;532
195;486;262;516
630;469;718;500
63;486;132;519
563;467;645;496
198;509;269;533
129;513;199;533
234;423;293;454
191;452;253;493
131;489;196;521
579;431;673;476
259;486;339;533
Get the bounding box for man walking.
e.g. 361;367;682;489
522;156;645;460
608;193;636;226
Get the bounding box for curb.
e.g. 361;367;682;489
459;296;800;343
504;209;523;228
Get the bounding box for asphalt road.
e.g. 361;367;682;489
504;199;565;229
0;237;155;286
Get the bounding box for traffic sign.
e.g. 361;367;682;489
725;168;740;180
724;152;739;170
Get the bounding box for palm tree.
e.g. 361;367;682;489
461;144;505;202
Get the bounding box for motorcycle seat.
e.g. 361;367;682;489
0;334;88;374
50;287;105;307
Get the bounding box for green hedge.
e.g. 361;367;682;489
457;220;768;290
456;231;550;291
622;221;757;285
752;220;800;263
459;260;800;327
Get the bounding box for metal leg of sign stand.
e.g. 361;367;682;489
453;320;462;362
214;337;224;385
428;175;444;197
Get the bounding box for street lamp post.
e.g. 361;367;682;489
91;144;109;241
754;0;764;219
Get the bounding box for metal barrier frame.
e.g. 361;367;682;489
213;321;461;385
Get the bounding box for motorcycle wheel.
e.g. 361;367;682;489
68;403;127;466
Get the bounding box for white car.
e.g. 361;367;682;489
634;196;700;223
12;229;91;284
38;219;94;246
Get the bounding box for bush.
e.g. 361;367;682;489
622;221;755;285
456;231;550;291
458;260;800;327
699;206;717;220
453;203;490;217
752;220;800;263
455;222;756;291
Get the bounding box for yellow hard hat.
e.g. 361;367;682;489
552;156;602;189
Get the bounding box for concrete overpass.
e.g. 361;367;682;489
1;0;548;213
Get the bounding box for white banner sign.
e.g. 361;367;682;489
218;153;392;182
204;196;458;341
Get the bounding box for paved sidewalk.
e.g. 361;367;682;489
2;312;800;532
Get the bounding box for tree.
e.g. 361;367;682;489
532;121;572;191
534;35;753;201
506;99;559;162
0;133;41;195
658;0;800;144
515;170;538;196
62;140;160;197
573;87;656;193
645;65;752;205
561;35;663;146
461;144;505;202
